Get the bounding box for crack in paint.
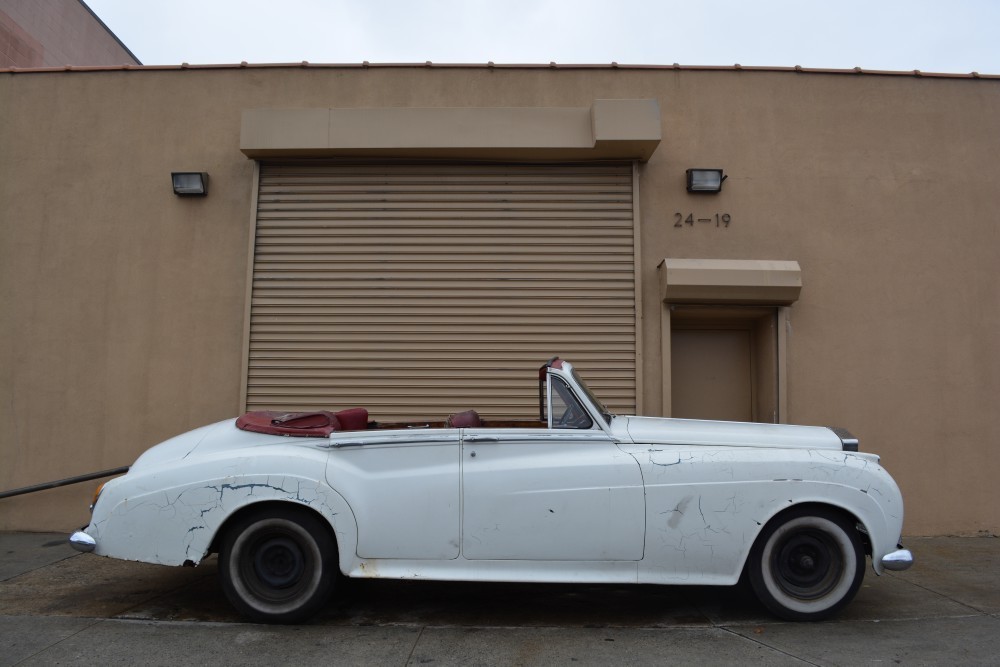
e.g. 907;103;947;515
104;475;339;563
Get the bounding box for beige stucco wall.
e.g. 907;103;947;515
1;66;997;536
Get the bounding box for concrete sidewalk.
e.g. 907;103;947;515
1;533;998;666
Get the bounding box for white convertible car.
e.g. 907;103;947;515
70;358;912;623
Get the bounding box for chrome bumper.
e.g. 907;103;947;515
69;530;96;553
881;547;914;571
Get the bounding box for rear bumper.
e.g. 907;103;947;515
69;530;96;553
881;547;914;571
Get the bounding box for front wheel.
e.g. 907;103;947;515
219;506;338;623
748;507;865;621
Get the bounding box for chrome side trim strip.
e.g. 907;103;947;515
324;431;460;448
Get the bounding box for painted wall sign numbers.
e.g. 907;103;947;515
674;212;732;228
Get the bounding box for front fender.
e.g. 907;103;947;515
631;446;905;584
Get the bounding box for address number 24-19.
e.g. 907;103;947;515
674;213;732;228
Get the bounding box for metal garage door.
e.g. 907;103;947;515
244;161;638;421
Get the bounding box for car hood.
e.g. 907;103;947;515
618;416;845;450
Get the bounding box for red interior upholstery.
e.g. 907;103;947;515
236;407;370;437
447;410;482;428
335;407;369;431
272;411;337;428
236;411;341;437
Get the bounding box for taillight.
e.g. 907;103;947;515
90;482;106;512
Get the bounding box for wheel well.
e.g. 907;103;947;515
757;503;872;556
207;500;338;556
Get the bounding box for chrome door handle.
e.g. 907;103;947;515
464;435;499;442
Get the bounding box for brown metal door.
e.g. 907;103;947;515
245;161;638;420
670;328;754;421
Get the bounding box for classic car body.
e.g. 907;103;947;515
70;358;912;622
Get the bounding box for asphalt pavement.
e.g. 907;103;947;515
1;533;998;666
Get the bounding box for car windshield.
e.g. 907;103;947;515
551;377;593;429
570;367;613;425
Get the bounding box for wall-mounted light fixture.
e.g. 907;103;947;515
171;172;209;196
686;168;726;193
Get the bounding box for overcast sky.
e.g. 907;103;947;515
85;0;999;75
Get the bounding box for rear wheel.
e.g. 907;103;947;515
748;507;864;621
219;505;338;623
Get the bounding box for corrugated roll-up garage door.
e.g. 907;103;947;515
246;161;637;421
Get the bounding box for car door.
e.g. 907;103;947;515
461;428;645;561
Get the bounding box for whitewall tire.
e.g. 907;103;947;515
219;505;338;623
748;507;865;621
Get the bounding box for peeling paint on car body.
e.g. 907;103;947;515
73;358;908;607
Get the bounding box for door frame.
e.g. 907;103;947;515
661;304;789;423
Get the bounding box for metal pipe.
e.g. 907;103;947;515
0;467;129;500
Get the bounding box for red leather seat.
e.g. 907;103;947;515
335;407;370;431
447;410;482;428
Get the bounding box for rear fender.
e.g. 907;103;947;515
87;453;358;569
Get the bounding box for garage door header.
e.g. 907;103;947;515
240;100;661;161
